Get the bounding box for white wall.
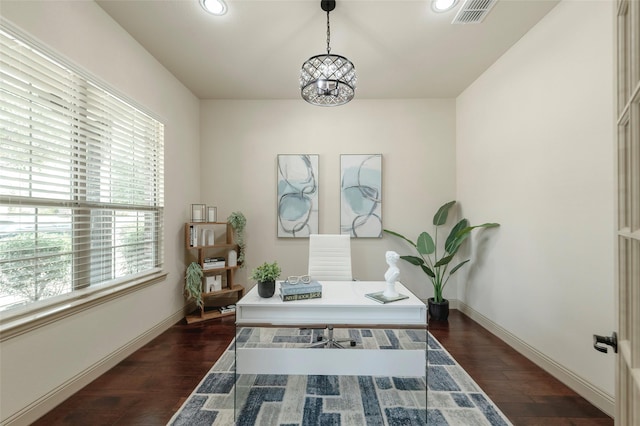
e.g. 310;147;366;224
199;99;457;301
0;2;200;424
456;0;615;406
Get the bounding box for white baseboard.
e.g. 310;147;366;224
456;301;615;418
2;309;185;426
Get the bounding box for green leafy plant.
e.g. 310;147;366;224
185;261;204;308
384;200;499;303
228;211;246;267
250;261;281;283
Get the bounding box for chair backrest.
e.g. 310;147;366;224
308;234;353;281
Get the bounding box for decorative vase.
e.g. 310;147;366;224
428;298;449;321
228;249;237;267
258;280;275;298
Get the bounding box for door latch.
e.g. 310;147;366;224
593;332;617;354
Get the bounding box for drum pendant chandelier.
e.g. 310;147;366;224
300;0;357;106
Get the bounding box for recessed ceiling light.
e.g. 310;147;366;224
200;0;227;16
431;0;458;12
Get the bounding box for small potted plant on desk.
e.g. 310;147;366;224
384;200;499;321
250;261;282;298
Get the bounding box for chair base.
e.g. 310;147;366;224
308;325;356;348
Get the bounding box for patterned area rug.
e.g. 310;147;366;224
168;328;512;425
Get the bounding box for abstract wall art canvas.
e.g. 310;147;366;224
340;154;382;238
277;154;319;238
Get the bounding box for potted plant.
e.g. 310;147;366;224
250;261;281;298
384;200;499;321
228;211;246;267
185;261;204;309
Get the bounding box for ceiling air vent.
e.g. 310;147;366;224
452;0;498;24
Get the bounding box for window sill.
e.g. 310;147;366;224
0;270;168;342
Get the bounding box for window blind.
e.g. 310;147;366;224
0;26;164;312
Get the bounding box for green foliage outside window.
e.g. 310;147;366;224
0;232;72;306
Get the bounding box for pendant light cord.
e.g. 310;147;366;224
326;10;331;54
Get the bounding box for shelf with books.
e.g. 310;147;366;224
189;242;238;250
202;266;239;275
184;222;244;324
185;307;236;324
185;221;235;248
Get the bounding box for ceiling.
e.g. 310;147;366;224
96;0;559;100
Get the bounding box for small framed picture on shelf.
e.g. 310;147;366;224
191;204;205;222
207;206;217;223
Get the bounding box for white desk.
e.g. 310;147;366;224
235;281;427;376
236;280;426;326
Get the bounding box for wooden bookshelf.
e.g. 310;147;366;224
184;222;244;324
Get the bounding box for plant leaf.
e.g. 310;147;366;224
449;259;470;275
383;229;417;248
416;232;435;255
433;200;456;226
476;222;500;229
456;223;501;235
400;255;424;266
420;264;435;278
447;232;471;254
445;219;469;253
446;222;500;253
434;253;455;267
185;262;204;308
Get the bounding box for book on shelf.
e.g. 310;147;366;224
280;291;322;302
365;291;409;304
219;304;236;314
203;257;225;269
203;262;225;270
280;280;322;296
189;224;198;247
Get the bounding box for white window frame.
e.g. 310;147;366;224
0;21;166;339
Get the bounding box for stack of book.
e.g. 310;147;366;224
280;280;322;301
219;304;236;314
203;257;225;270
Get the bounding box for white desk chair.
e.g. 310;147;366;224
308;233;353;281
307;234;356;348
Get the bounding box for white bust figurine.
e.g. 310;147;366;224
383;250;400;298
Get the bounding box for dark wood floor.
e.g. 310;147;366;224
32;310;613;425
429;312;613;426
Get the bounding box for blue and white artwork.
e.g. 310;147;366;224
277;154;319;238
341;154;382;238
